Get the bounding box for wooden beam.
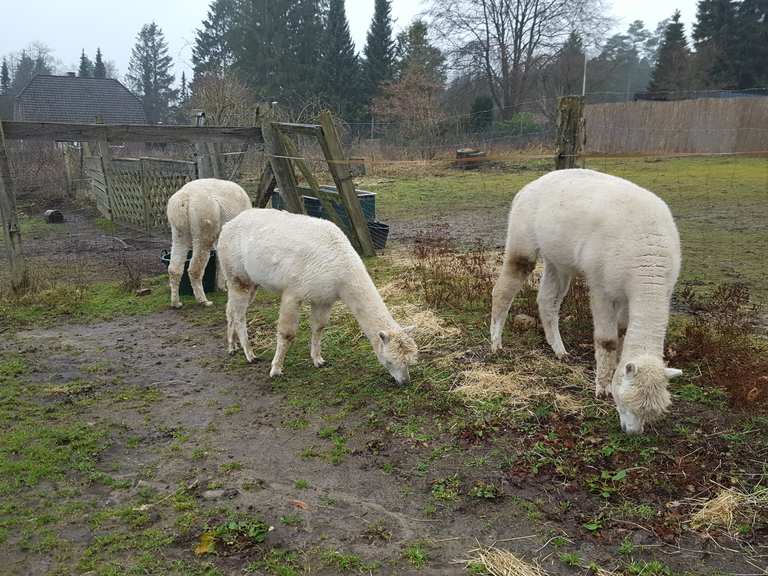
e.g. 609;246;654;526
0;120;28;292
266;122;305;215
274;122;323;138
318;111;376;257
254;164;277;208
278;131;353;246
2;121;263;145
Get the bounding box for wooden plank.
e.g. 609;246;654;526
318;111;375;257
254;164;277;208
277;130;354;246
207;142;221;178
97;137;114;218
2;121;263;145
266;122;305;214
274;122;323;138
0;120;28;292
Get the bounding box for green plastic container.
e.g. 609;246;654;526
160;249;217;295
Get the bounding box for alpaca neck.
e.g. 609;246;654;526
621;288;671;362
340;272;397;345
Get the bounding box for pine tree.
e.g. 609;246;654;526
363;0;395;104
693;0;739;88
127;22;178;123
470;94;494;131
320;0;362;120
235;0;290;97
1;59;10;95
94;48;107;78
395;20;446;85
648;11;691;97
284;0;325;103
11;51;37;94
192;0;237;79
79;50;94;78
735;0;768;88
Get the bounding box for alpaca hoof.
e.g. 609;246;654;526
555;350;569;361
171;302;183;309
200;300;213;307
313;358;326;368
269;366;283;378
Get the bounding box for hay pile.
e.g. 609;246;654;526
453;358;587;414
689;486;768;534
465;547;549;576
392;302;462;353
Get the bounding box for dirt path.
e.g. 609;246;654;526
3;309;758;575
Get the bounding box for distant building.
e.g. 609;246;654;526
13;74;147;124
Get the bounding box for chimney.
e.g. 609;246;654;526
67;72;76;77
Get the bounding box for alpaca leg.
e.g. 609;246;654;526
591;291;620;398
490;254;534;352
270;294;301;378
310;302;333;368
188;239;213;306
168;230;189;309
214;246;227;292
228;286;255;362
537;261;571;359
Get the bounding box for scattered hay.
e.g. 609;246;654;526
393;303;462;353
465;546;549;576
454;356;588;414
689;486;768;534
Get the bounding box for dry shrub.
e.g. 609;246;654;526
464;546;549;576
671;283;767;408
454;360;587;414
405;235;501;310
689;486;768;535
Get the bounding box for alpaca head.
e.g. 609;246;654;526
376;326;418;385
612;354;682;434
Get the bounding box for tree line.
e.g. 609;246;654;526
3;0;767;130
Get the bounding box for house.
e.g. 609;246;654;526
13;74;147;124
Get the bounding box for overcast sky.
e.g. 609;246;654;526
1;0;698;82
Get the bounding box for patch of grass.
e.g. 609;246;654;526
224;403;242;416
320;549;366;572
559;552;583;568
280;513;303;527
220;461;243;474
403;541;429;569
294;479;310;489
431;474;461;502
254;548;304;576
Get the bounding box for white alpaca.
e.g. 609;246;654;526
218;209;418;384
490;169;683;434
166;179;252;308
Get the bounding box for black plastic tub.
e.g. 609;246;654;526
160;249;217;296
368;221;389;250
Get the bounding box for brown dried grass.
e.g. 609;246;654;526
454;358;587;414
465;546;550;576
689;486;768;534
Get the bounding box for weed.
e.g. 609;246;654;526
320;549;365;572
362;521;392;543
431;475;461;502
280;514;303;527
627;560;673;576
224;404;242;416
469;481;502;500
559;552;582;568
403;541;429;568
618;536;636;556
220;462;243;474
294;479;310;490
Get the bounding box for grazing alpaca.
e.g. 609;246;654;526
218;209;418;384
166;179;251;308
490;169;683;433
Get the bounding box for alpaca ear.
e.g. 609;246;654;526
665;367;683;380
378;331;390;344
624;362;637;378
402;325;416;334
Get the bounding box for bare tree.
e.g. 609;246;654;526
189;73;258;126
425;0;610;118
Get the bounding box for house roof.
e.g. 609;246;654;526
14;75;147;124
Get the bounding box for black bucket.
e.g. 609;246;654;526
368;221;390;250
160;249;217;296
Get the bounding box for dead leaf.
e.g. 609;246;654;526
289;499;309;510
194;531;216;556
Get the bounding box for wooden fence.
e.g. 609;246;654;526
584;97;768;154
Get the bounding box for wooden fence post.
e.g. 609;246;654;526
555;96;585;170
0;120;28;292
261;107;305;214
318;111;376;258
195;113;212;179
